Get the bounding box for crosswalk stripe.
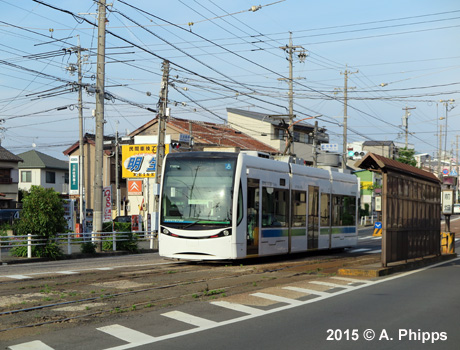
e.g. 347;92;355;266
210;300;265;315
56;271;78;275
97;324;155;343
331;276;372;284
161;310;217;327
8;340;54;350
309;281;349;289
282;286;329;297
250;292;302;305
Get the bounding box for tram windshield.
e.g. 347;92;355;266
161;156;236;227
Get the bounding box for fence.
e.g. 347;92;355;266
0;231;158;262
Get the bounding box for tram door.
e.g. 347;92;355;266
247;178;260;255
308;186;319;249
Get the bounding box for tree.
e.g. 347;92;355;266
13;186;67;259
396;147;417;167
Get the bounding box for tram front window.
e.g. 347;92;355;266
161;156;236;228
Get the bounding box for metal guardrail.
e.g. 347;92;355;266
0;231;158;261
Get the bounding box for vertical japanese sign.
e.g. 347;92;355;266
103;186;112;222
121;144;169;178
69;156;79;195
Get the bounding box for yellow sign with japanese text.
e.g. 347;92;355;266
121;144;169;178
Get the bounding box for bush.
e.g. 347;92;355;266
80;241;97;254
103;231;138;253
11;186;67;260
11;241;63;260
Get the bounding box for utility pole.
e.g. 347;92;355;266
93;0;107;250
456;135;459;203
312;121;318;167
115;126;120;217
402;106;416;149
77;41;87;233
438;124;443;178
67;39;88;233
155;60;170;186
440;99;456;171
340;66;358;170
279;32;307;156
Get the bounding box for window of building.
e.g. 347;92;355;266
46;171;56;184
21;171;32;183
0;169;11;184
64;172;69;184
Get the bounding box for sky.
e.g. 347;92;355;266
0;0;459;161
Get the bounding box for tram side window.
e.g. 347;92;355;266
237;184;243;225
332;195;357;226
292;190;307;227
262;187;288;227
320;193;330;226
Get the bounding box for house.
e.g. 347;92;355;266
63;133;121;212
128;116;280;154
226;108;339;166
17;150;69;194
0;145;23;209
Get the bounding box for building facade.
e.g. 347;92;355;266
226;108;340;166
0;145;22;209
17;150;69;194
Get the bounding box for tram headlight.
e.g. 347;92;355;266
162;228;170;235
222;230;230;236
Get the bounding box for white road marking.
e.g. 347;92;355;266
56;271;79;275
282;286;329;297
347;248;371;253
5;275;30;280
250;292;303;306
161;311;217;327
364;249;381;254
97;324;155;343
8;340;55;350
96;267;113;271
330;276;372;284
309;281;350;289
210;300;265;315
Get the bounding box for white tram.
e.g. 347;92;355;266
159;152;358;260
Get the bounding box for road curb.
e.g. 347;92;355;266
338;253;458;277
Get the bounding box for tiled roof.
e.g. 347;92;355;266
18;150;68;170
355;152;440;183
0;145;22;162
129;117;280;154
170;118;279;153
63;133;115;156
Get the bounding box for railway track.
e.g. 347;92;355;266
0;252;380;340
